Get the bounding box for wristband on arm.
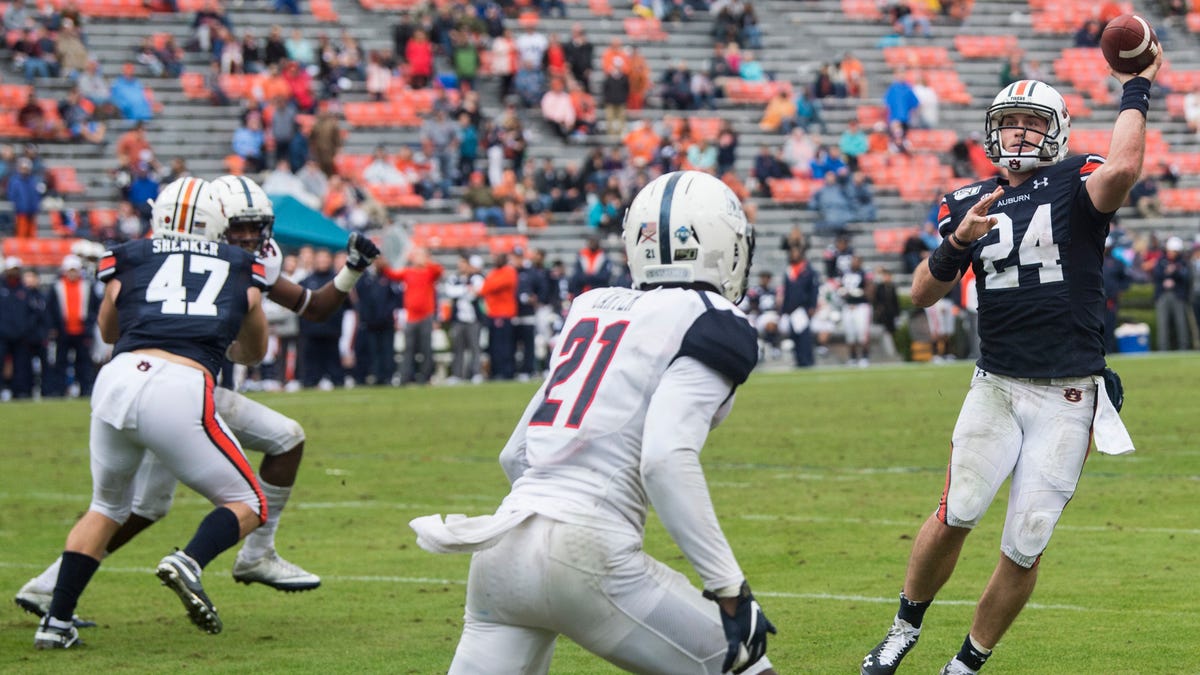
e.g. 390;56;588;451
927;238;970;282
1119;77;1151;118
333;266;363;293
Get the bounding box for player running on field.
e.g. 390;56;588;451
17;175;380;625
412;171;777;675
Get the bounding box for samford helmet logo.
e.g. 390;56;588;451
1063;387;1082;403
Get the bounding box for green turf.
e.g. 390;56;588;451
2;355;1197;673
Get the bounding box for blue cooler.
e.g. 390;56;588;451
1114;323;1150;354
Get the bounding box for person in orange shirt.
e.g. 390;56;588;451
839;51;867;98
759;90;797;133
479;251;517;380
44;254;97;397
627;46;650;111
623;119;660;165
382;247;444;385
600;37;628;76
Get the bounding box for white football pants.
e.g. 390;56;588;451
449;515;773;675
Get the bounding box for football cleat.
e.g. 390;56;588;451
15;580;96;628
940;658;978;675
861;617;922;675
232;551;321;591
156;551;222;634
34;616;81;650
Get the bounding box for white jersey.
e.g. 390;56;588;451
498;285;758;590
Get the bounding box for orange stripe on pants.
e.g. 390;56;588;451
201;373;267;524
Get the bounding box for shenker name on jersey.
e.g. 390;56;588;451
152;239;221;256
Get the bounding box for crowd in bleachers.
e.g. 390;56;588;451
3;0;1200;390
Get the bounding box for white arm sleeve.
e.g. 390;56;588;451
499;380;550;484
641;356;743;593
338;310;356;358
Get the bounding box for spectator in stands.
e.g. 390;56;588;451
480;251;518;380
568;79;597;137
4;0;32;30
839;51;867;98
451;30;480;90
838;119;868;171
999;50;1025;88
285;27;316;66
1128;169;1163;219
626;46;651;111
564;23;593;88
883;71;919;130
364;50;391;102
127;151;160;227
109;62;153;121
191;0;232;54
809;145;847;180
811;63;841;100
658;60;692;110
911;72;939;129
58;87;105;145
9;158;41;238
516;23;549;71
232;109;266;174
750;145;786;198
161;155;190;184
759;89;796;133
586;188;622;235
14;25;57;82
601;63;630;137
462;170;504;227
17;95;60;141
1102;235;1131;354
846;170;877;222
885;1;931;37
1183;84;1200;139
811;171;855;235
490;28;517;101
949;130;996;180
739;51;767;83
54;19;89;79
1154;237;1193;351
871;266;900;358
74;59;110;113
262;25;288;68
456;113;480;185
782;126;817;175
540;77;576;139
716;119;738;176
308;108;343;177
404;29;434;89
902;223;933;274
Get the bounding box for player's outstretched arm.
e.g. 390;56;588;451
267;233;380;322
911;186;1003;307
1088;47;1165;213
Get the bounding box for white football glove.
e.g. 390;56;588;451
259;237;283;287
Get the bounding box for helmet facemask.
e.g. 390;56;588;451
985;81;1070;173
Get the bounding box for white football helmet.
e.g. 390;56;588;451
623;171;754;303
985;79;1071;173
150;177;228;243
210;174;274;252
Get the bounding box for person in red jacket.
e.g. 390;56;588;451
405;29;434;89
479;251;517;380
382;247;443;385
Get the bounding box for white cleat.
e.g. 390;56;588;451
940;658;978;675
15;580;95;628
34;616;81;650
232;551;321;592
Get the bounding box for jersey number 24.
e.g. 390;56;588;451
978;203;1063;290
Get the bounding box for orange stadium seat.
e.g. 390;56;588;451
1188;13;1200;33
334;154;372;181
840;0;882;20
47;166;85;194
180;72;208;100
311;0;338;21
89;208;118;232
766;178;820;203
856;105;887;127
1159;187;1200;213
623;18;669;42
883;46;951;70
723;80;791;104
1;237;80;267
953;35;1018;59
922;70;972;105
0;83;31;109
906;129;956;153
1060;92;1091;118
588;0;612;16
367;183;425;209
873;227;917;255
411;222;488;250
488;234;529;255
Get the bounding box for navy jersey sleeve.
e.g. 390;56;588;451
674;300;759;386
96;247;121;283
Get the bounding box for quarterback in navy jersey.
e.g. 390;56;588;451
32;177;270;649
412;172;777;675
863;64;1153;675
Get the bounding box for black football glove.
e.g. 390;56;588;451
704;581;776;673
346;232;380;271
1102;366;1124;412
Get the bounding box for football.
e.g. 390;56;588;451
1100;14;1160;74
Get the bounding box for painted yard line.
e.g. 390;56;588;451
0;561;1191;617
738;513;1200;536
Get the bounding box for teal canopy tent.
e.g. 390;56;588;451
267;194;349;251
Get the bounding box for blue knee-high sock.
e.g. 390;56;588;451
182;507;241;569
48;551;100;623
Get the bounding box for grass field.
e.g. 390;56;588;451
1;354;1197;674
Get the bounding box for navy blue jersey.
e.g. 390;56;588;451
98;238;267;376
937;154;1110;377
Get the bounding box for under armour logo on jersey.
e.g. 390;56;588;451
1032;177;1050;190
137;361;152;372
1063;388;1082;403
